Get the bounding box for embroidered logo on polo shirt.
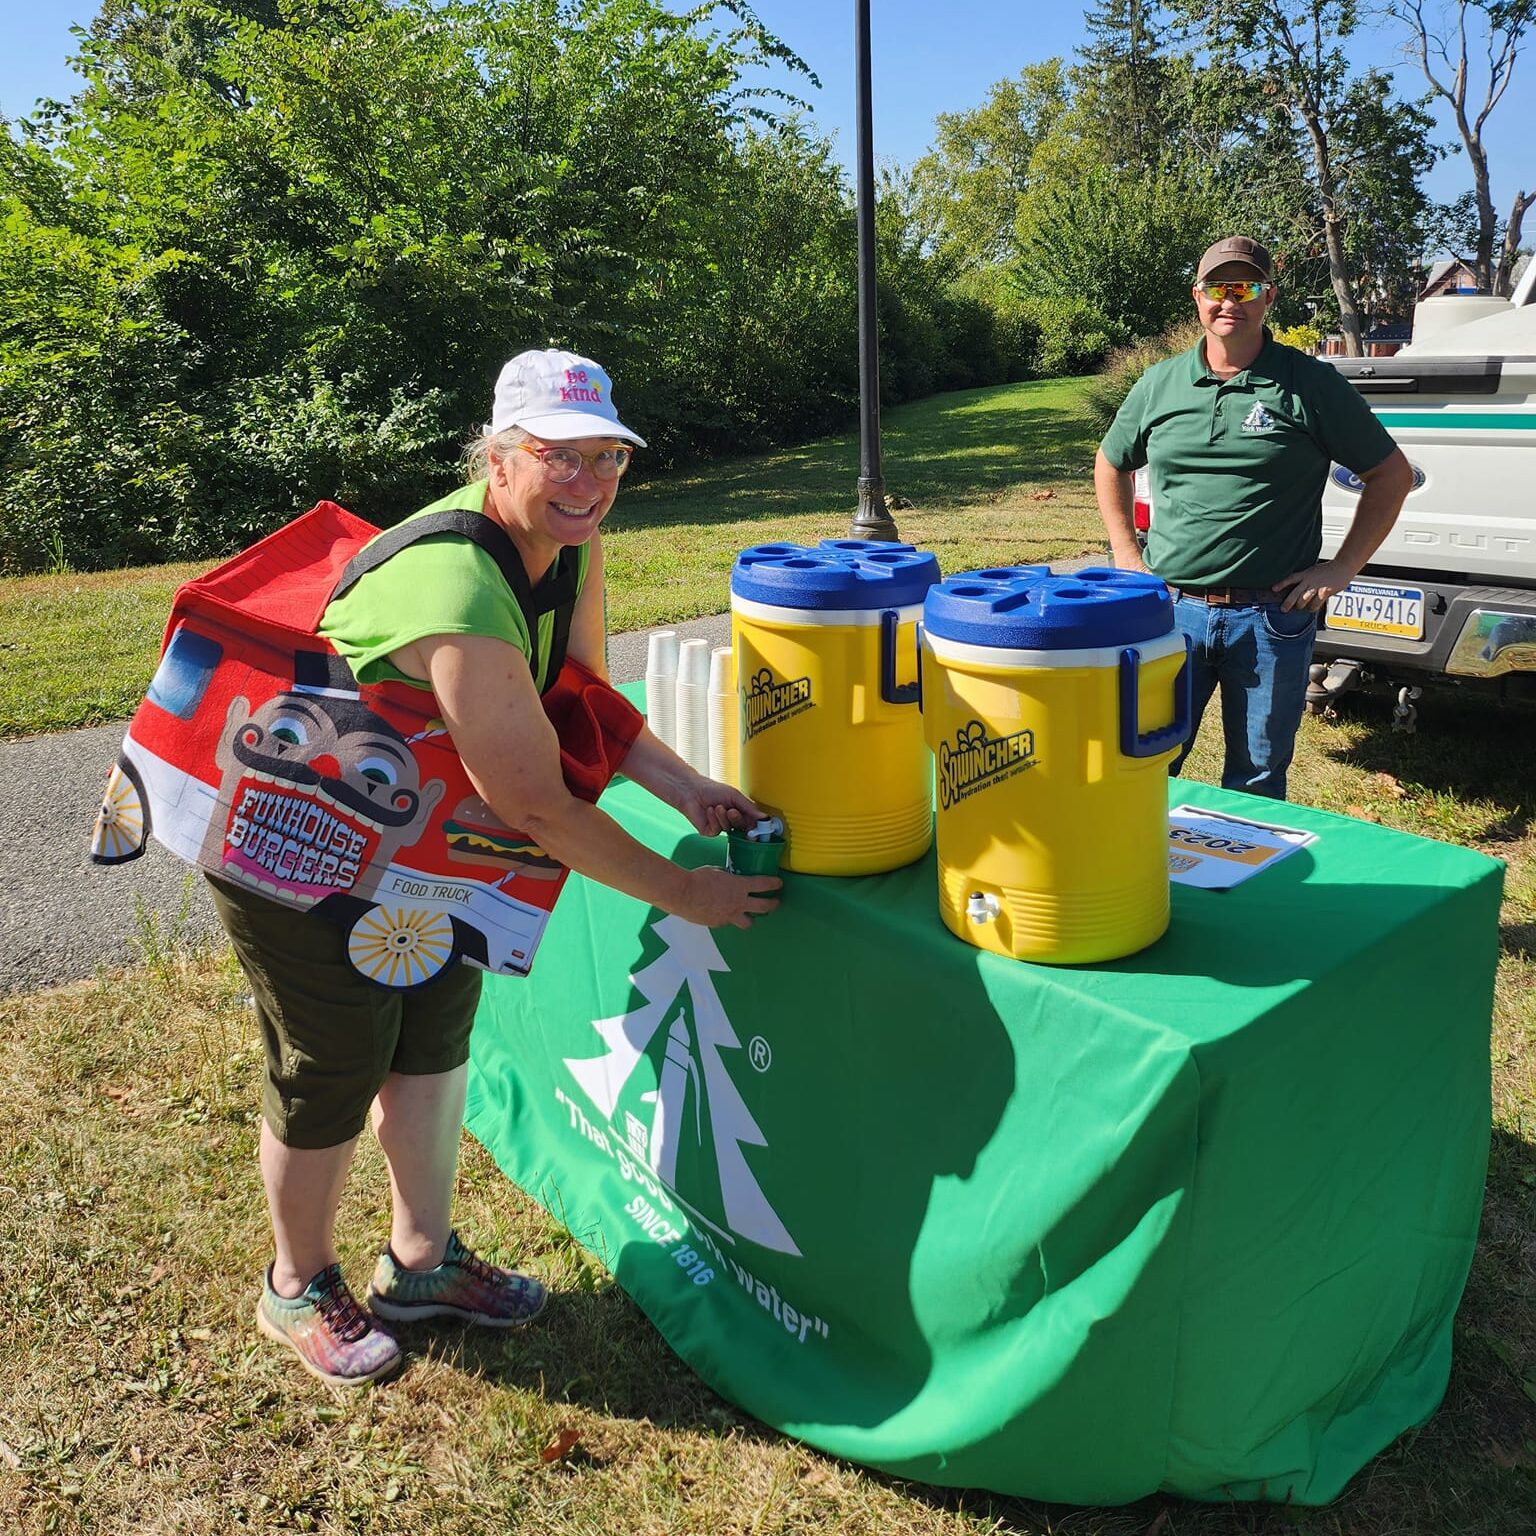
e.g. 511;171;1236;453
1240;402;1275;433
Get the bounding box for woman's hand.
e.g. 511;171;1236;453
678;866;782;929
672;775;765;837
408;635;781;929
621;729;770;837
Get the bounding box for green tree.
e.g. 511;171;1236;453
1073;0;1175;175
1166;0;1436;354
0;0;861;571
872;165;1004;398
906;62;1070;272
2;0;1044;573
1331;70;1443;320
1014;162;1222;348
81;0;368;105
661;120;860;449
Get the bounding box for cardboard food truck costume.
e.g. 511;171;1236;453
90;500;642;989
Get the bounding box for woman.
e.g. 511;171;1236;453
208;348;778;1386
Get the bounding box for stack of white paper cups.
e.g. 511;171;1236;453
675;638;712;773
707;645;738;786
644;630;679;750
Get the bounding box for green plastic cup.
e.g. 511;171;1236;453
726;826;786;880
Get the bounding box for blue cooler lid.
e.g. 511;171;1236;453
731;540;941;611
923;566;1174;649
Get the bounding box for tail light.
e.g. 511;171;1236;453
1132;468;1152;532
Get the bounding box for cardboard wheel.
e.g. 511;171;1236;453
92;760;149;863
346;905;456;989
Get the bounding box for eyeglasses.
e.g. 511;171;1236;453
517;442;633;482
1199;280;1271;303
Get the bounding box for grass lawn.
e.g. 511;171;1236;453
2;691;1532;1535
603;376;1106;633
0;378;1104;739
0;562;205;739
2;376;1533;1532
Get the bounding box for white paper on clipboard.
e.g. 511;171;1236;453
1167;804;1317;890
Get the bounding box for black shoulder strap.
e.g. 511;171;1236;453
329;509;580;691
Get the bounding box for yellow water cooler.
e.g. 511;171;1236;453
921;566;1191;963
731;540;941;875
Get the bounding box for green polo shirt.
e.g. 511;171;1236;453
1099;332;1398;587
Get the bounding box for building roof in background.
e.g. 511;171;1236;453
1420;258;1481;299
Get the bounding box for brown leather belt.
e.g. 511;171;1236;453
1168;585;1275;606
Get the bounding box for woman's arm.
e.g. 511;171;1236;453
621;728;764;836
560;546;761;834
413;632;779;928
566;530;609;679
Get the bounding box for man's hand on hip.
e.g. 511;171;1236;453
1272;559;1355;613
1093;449;1151;573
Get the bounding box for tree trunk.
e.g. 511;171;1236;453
1494;189;1534;297
1325;211;1365;355
1298;104;1364;355
1469;142;1497;293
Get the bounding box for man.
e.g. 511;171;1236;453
1095;235;1414;799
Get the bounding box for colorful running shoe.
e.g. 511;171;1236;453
256;1263;402;1386
367;1230;548;1327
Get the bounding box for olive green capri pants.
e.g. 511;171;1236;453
207;876;483;1149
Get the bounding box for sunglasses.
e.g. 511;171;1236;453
517;442;633;483
1199;280;1271;302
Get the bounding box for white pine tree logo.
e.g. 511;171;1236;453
1241;402;1274;432
563;914;799;1255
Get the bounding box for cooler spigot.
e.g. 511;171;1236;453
966;891;1001;925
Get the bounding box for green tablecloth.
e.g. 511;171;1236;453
465;764;1500;1505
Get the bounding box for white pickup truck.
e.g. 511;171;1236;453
1314;260;1536;727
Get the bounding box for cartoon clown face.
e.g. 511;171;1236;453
203;675;443;906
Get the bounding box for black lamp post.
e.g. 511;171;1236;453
848;0;901;543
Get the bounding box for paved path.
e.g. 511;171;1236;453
0;613;730;996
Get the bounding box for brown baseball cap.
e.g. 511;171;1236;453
1195;236;1273;281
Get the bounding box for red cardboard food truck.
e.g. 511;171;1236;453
90;501;641;989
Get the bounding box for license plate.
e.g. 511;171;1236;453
1325;580;1425;639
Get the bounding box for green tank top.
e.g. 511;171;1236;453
318;480;590;693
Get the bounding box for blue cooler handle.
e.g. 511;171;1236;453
1118;638;1192;759
880;609;920;705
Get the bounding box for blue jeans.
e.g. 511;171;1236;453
1169;597;1318;800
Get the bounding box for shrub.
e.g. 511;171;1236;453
0;0;1064;573
951;268;1043;381
1272;322;1324;354
1013;293;1131;378
1081;319;1204;435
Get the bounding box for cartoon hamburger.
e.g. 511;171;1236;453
442;794;564;880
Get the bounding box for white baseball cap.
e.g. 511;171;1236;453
490;348;647;446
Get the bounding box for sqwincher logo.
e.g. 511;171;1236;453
938;719;1038;809
742;667;813;740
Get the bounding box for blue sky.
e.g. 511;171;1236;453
1;1;1529;221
